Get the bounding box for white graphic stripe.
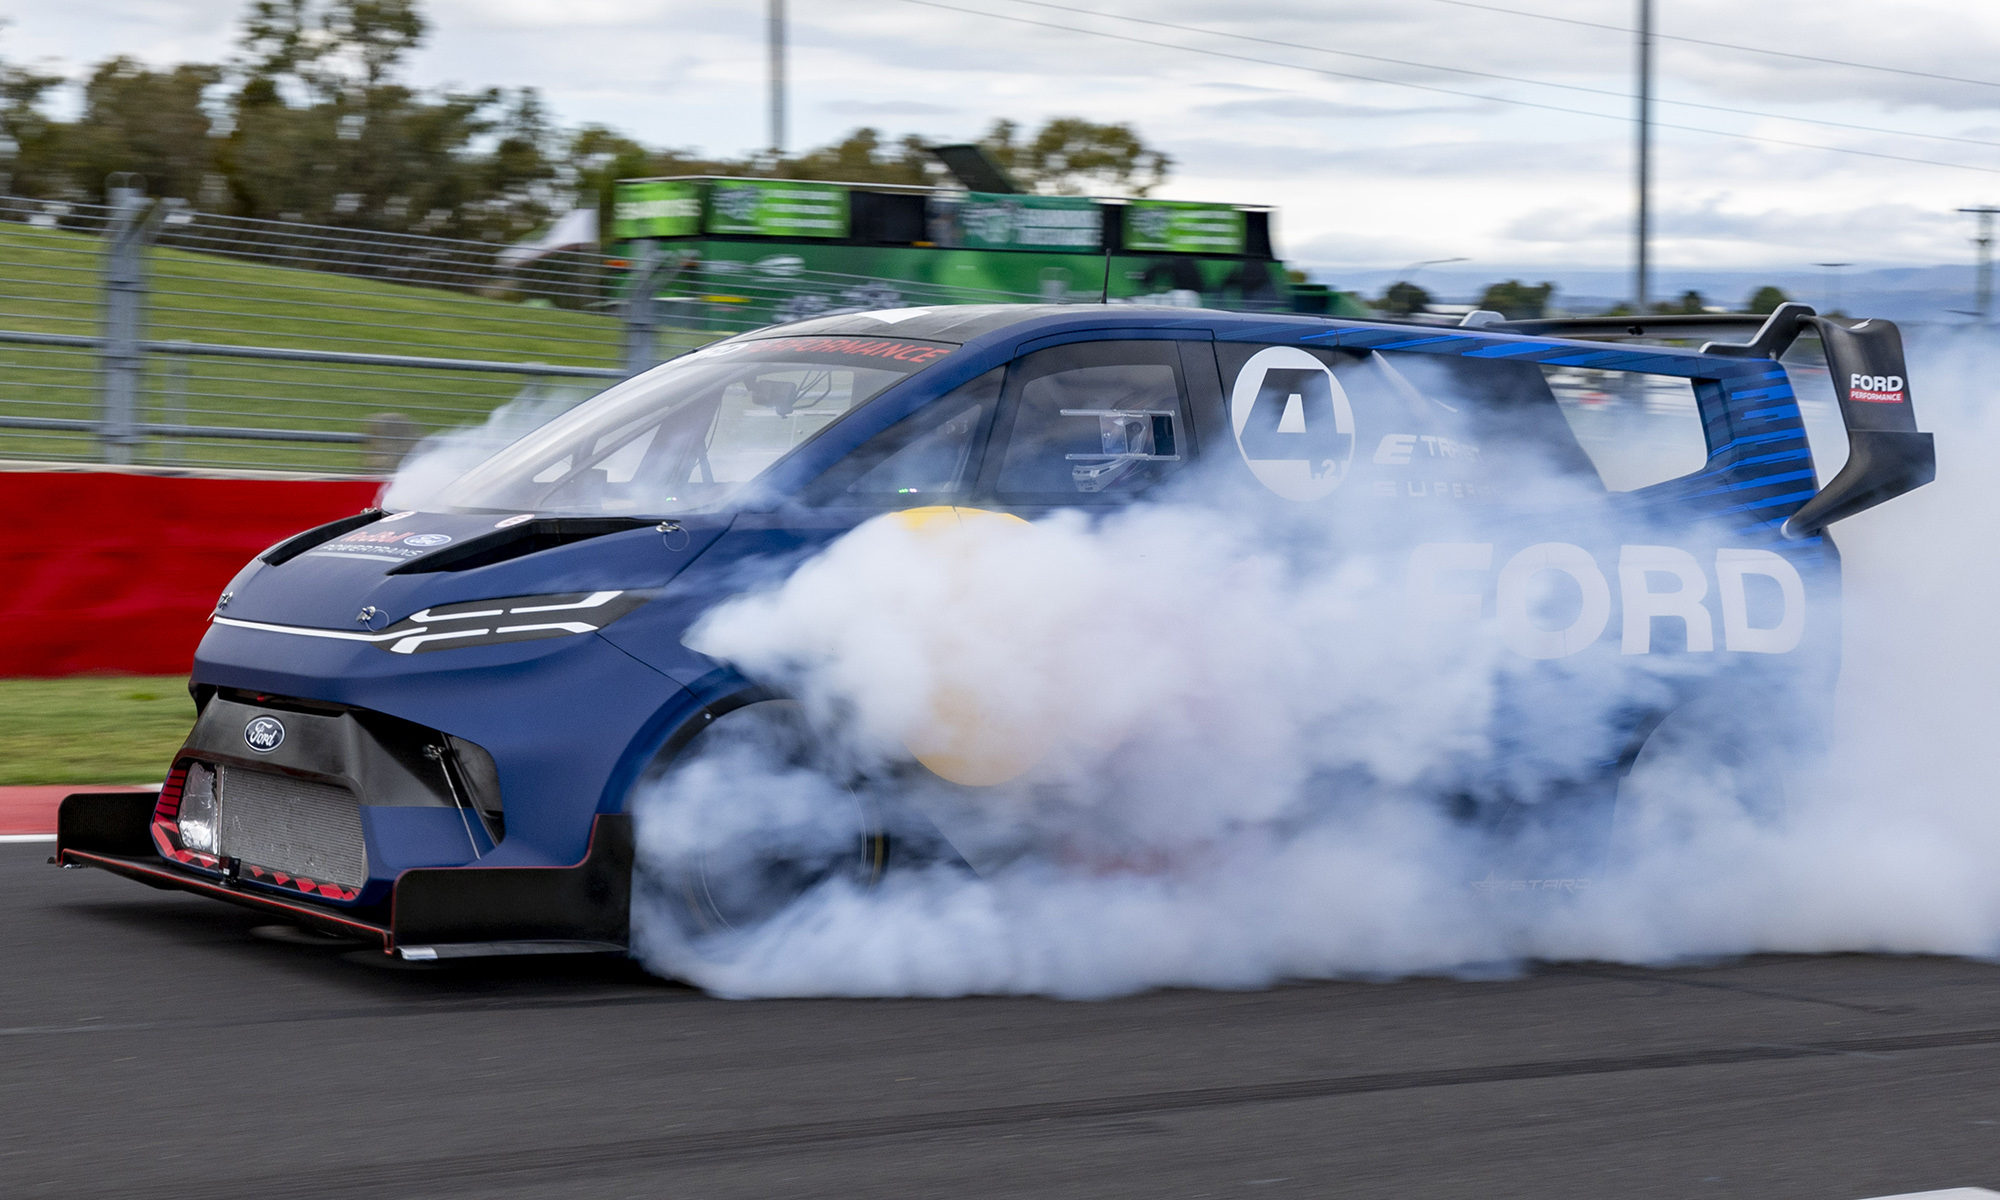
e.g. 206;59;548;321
389;629;494;655
507;591;623;614
211;617;408;643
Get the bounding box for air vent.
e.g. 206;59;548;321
387;517;649;574
262;509;386;566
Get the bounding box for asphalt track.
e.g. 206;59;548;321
6;841;2000;1199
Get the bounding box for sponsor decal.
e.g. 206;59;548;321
730;336;954;366
703;180;849;238
1471;872;1592;896
1123;201;1247;255
306;529;456;561
1230;346;1355;502
243;715;286;753
1406;542;1808;658
1372;480;1498;501
611;180;703;239
1372;433;1480;466
950;193;1103;253
494;514;535;529
1848;372;1906;404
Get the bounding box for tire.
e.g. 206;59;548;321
631;699;888;939
1611;692;1792;859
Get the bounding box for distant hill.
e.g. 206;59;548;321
1316;263;1986;324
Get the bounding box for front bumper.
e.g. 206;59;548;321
55;792;634;959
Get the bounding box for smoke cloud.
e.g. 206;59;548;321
618;329;2000;999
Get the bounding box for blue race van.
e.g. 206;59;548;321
54;302;1933;959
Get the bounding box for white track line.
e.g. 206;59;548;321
0;834;55;844
1857;1190;2000;1199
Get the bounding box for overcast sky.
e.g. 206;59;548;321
8;0;2000;288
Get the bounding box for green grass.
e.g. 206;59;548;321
0;221;718;474
0;676;195;785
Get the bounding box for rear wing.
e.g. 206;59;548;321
1698;303;1934;538
1496;304;1935;539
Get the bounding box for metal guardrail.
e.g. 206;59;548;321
0;190;683;474
0;329;628;445
0;328;627;377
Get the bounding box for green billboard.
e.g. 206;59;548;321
705;179;849;238
611;181;702;239
949;193;1102;253
1123;201;1247;255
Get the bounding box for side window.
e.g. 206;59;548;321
1540;367;1711;491
991;341;1191;499
1213;344;1599;508
1380;355;1605;489
809;367;1002;504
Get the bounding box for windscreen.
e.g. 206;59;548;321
435;336;955;516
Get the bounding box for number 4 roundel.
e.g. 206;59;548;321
1229;346;1356;501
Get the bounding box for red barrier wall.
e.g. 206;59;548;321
0;472;380;677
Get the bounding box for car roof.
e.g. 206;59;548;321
734;304;1778;376
742;303;1234;344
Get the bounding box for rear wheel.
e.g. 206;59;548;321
632;699;888;939
1611;693;1792;860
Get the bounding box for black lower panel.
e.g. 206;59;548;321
56;793;162;858
390;815;633;947
56;795;634;952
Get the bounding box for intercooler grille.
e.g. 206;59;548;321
217;767;369;890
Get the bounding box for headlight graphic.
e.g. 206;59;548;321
212;590;651;655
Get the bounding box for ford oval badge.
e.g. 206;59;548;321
244;715;286;753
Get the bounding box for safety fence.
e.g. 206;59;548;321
0;191;1049;477
0;192;633;475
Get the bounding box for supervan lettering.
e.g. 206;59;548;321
1405;543;1807;657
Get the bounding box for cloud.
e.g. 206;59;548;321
1192;96;1482;121
7;0;2000;269
821;99;961;117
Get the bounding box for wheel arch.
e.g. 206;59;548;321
599;667;787;816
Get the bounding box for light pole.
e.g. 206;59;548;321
1634;0;1653;316
1814;262;1850;316
768;0;787;158
1959;206;2000;320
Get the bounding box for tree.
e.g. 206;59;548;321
781;127;934;186
1;0;1179;251
1649;289;1706;315
64;58;222;203
1477;279;1555;320
0;52;65;198
238;0;425;101
1377;280;1432;315
566;124;659;234
980;117;1170;196
1745;285;1789;314
223;0;566;240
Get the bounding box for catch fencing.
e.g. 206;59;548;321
0;189;1048;477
